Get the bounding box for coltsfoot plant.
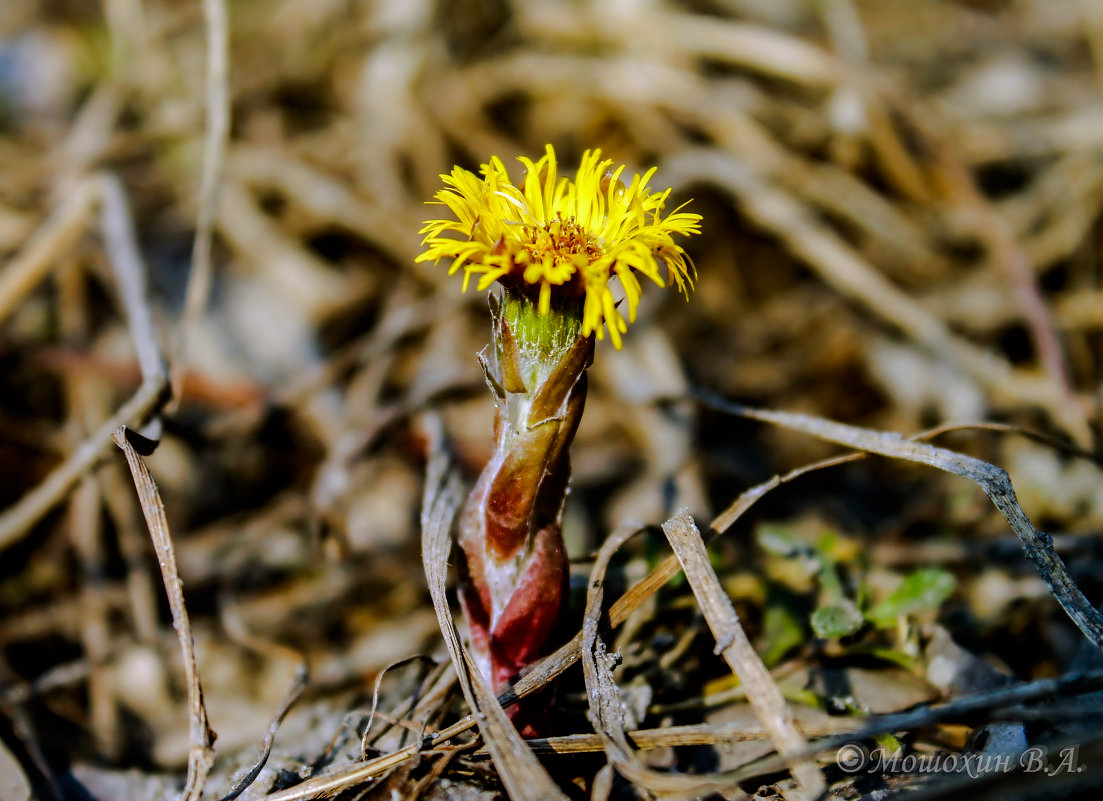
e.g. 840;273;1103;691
418;145;700;730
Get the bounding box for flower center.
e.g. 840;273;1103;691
520;215;603;283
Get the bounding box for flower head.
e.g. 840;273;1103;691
417;145;701;348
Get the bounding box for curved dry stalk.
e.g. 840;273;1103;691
661;511;826;799
112;426;215;801
0;174;170;553
581;523;757;799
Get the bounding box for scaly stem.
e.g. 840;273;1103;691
457;287;592;713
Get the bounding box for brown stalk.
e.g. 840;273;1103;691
112;426;216;801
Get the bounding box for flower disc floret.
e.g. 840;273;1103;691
417;144;701;348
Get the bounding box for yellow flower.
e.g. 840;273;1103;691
417;145;701;349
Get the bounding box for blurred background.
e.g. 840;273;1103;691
4;0;1103;798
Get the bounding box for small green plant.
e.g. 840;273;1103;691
756;523;956;662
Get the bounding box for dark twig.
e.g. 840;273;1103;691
693;388;1103;652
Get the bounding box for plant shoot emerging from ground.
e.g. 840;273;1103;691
418;144;700;729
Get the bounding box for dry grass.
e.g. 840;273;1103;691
4;1;1103;799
